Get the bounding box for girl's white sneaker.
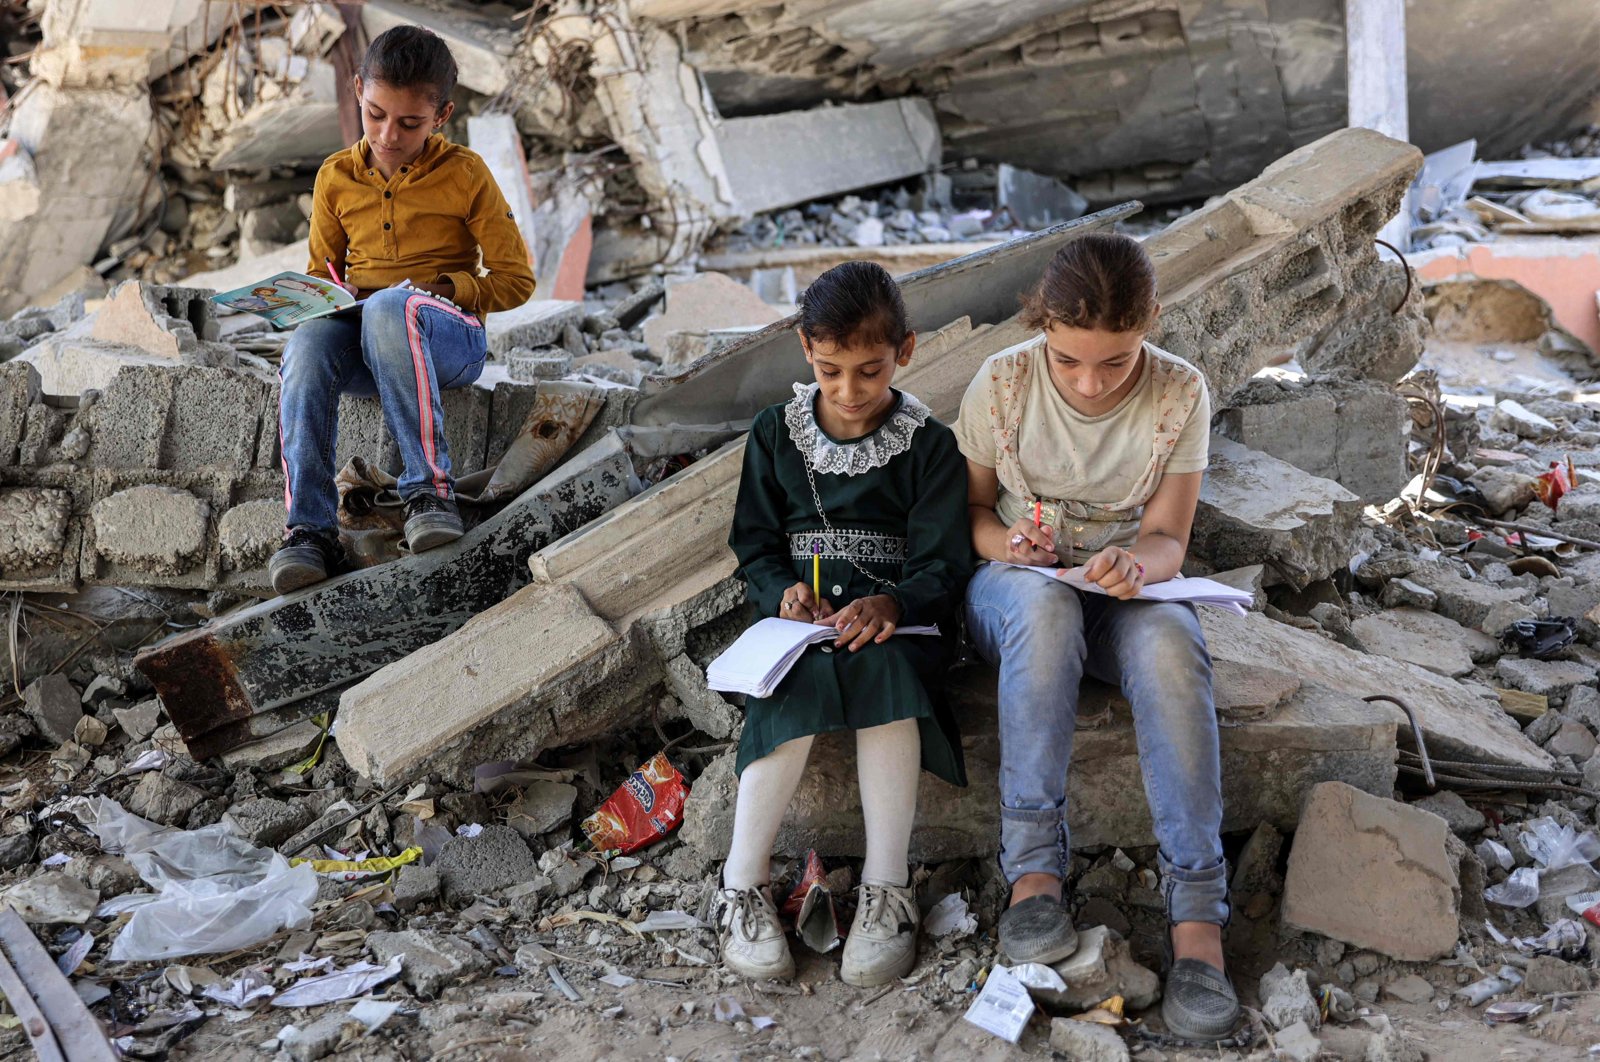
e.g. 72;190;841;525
717;886;795;981
841;883;919;987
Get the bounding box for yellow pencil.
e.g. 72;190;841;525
812;539;821;603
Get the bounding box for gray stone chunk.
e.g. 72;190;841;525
1382;973;1435;1003
112;700;161;741
1525;710;1568;745
1565;686;1600;733
1410;791;1485;837
485;300;585;357
218;498;286;572
1523;955;1591;994
1274;1020;1322;1062
392;864;441;913
0;361;41;466
281;1011;353;1062
91;485;209;574
0;488;71;571
506;780;577;839
1048;1017;1130;1062
1379;578;1437;611
23;673;82;744
1546;721;1598;760
1350;608;1482;677
1559;483;1600;525
435;823;540;904
1037;925;1160;1012
0;833;34;870
223;798;315;847
1261;965;1320;1030
125;772;208;826
1406;564;1534;631
0;871;97;923
1495;657;1597;703
367;929;490;997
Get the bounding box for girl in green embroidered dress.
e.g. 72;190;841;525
718;262;971;987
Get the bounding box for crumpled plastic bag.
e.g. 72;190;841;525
73;796;317;963
1485;867;1541;908
1519;817;1600;871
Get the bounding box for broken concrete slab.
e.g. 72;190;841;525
1349;608;1496;678
1215;378;1410;502
436;825;541;905
640;273;785;364
125;772;207;826
367;929;490;998
1282;782;1462;961
680;655;1398;862
1404;563;1537;632
0;488;73;581
485;300;586;359
1190;436;1364;588
22;673;81;745
719;99;941;216
135;443;634;760
90;485;210;577
1495;657;1599;707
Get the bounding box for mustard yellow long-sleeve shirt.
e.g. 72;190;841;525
305;134;535;316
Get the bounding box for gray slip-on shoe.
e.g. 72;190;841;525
268;528;345;595
997;894;1079;966
1161;958;1242;1041
403;493;464;553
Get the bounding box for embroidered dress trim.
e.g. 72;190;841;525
783;383;931;476
788;530;908;565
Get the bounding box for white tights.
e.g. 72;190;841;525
723;718;921;890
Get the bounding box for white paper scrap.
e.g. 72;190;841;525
925;893;977;938
1010;962;1068;993
271;956;403;1008
963;965;1034;1043
637;910;707;932
348;998;402;1033
56;933;94;976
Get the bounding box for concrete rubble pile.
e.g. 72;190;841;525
1;5;1600;1062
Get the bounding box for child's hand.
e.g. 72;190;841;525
1005;517;1057;566
779;582;831;623
1082;546;1144;600
831;594;901;652
335;279;358;296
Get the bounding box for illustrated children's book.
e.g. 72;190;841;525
209;270;365;328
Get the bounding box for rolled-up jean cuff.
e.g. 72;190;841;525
1159;855;1230;926
999;804;1068;883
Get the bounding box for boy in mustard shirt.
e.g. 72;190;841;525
271;25;535;595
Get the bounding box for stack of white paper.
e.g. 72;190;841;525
1003;562;1253;616
707;617;940;698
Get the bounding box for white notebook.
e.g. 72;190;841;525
707;617;941;698
1002;562;1253;616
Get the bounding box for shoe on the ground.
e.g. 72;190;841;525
1161;958;1242;1041
998;893;1079;965
841;882;920;987
268;527;346;595
403;492;464;553
717;886;794;981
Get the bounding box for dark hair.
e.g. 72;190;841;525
798;261;910;350
1020;232;1157;332
359;26;458;109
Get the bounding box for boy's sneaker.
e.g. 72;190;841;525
403;493;464;553
717;886;794;981
840;882;920;987
268;528;346;595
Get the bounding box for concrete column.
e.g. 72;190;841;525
1345;0;1410;248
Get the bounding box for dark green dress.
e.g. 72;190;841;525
728;383;972;786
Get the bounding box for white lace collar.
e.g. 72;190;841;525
784;382;931;476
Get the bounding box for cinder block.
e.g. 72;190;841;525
439;384;492;476
88;365;173;469
0;362;41;467
80;468;233;590
161;367;274;472
486;378;542;468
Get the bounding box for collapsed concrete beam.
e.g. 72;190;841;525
719;99;941;216
680;602;1548;859
681;664;1399;861
361;0;517;97
133;441;635;759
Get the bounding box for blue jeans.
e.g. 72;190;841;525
277;287;487;533
963;562;1229;925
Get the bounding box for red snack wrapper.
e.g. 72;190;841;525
580;752;689;854
1535;459;1572;511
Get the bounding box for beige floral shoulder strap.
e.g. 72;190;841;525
986;337;1207;515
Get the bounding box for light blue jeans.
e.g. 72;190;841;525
277;287;487;533
963;562;1229;925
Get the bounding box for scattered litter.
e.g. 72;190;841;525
635;910;706;932
54;931;93;976
1010;962;1069;993
925;893;978;938
548;965;584;1002
455;823;485;838
1520;817;1600;870
1476;838;1514;871
348;998;403;1034
781;850;840;954
40;852;71;868
964;965;1035;1043
1485;867;1542;908
1498;617;1578;660
271;956;403;1008
289;846;422;881
120;749;171;775
1456;966;1523;1006
1484;1000;1543;1024
600;972;636;988
580;752;689;855
70;796;317;962
281;955;336;974
1510;918;1588;957
201;967;275;1009
713;996;745;1022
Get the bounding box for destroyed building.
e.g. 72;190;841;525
2;0;1600;1059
